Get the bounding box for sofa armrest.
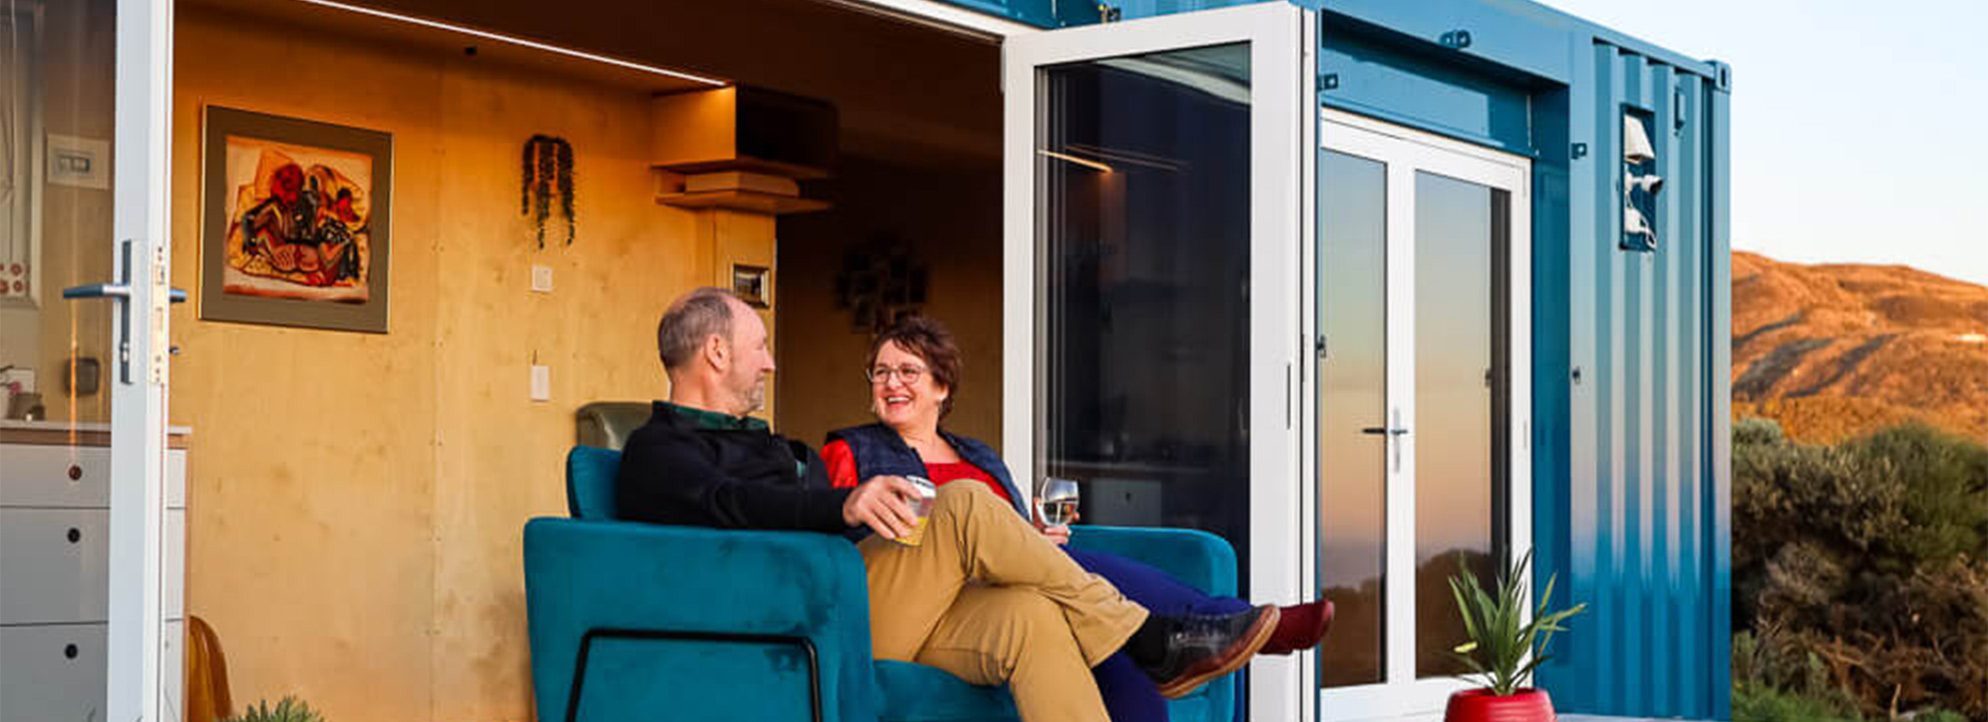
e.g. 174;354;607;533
1068;525;1238;598
524;518;879;722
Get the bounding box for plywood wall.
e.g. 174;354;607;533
167;7;773;720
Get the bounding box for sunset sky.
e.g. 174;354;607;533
1542;0;1988;287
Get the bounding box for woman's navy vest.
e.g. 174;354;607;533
825;423;1031;519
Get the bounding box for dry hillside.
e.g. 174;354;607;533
1731;251;1988;444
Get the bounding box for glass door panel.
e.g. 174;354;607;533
1005;4;1310;715
1317;149;1387;688
2;3;121;720
1411;171;1508;678
1036;41;1255;577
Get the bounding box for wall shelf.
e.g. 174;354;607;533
655;189;830;215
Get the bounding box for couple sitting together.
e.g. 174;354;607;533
615;287;1334;722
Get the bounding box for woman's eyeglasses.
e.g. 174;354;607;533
867;365;927;385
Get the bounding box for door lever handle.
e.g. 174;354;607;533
1360;426;1409;436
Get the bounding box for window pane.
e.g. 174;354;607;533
1413;171;1503;678
1036;44;1254;578
1318;149;1387;688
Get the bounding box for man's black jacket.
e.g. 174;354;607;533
615;401;854;532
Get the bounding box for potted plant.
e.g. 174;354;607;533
1444;550;1587;722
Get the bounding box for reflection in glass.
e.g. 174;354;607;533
1;0;116;425
1035;44;1255;578
1413;171;1506;678
1317;150;1387;688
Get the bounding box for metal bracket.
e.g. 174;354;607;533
1439;29;1473;49
1318;73;1339;91
1096;3;1122;23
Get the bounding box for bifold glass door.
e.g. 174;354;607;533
1002;4;1312;717
1313;110;1532;719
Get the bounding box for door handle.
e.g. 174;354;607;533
1364;409;1410;472
60;240;186;385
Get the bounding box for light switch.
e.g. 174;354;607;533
530;365;551;402
531;265;554;293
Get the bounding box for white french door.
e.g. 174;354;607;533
1000;3;1314;718
1310;109;1532;721
0;0;177;720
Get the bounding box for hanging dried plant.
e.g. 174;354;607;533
521;135;577;249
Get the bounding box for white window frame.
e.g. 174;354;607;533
1000;4;1314;718
1312;108;1533;722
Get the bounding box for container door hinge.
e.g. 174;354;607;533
1315;334;1328;359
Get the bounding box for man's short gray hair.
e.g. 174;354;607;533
657;287;739;372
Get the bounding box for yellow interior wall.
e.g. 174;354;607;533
168;7;774;720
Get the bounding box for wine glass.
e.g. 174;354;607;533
1035;477;1081;531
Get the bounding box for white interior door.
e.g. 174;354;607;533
1311;109;1532;721
1001;4;1314;719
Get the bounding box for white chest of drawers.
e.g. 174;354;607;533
0;424;187;722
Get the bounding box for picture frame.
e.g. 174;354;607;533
732;263;771;308
200;106;394;333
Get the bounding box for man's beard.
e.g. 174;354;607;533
738;377;767;415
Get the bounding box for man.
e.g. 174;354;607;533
617;287;1276;722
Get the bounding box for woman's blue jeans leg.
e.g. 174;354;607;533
1065;546;1252;722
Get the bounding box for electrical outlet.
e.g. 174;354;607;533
531;265;554;293
530;365;551;402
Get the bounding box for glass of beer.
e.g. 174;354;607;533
896;476;939;546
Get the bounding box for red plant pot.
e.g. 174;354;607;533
1444;688;1556;722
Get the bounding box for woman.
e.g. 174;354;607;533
824;316;1333;721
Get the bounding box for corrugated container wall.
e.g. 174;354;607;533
1537;39;1733;720
948;0;1735;716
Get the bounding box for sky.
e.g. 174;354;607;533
1538;0;1988;287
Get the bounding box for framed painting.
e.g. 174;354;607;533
200;106;393;332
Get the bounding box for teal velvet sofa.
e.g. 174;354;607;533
524;446;1241;722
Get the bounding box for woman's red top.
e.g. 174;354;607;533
821;439;1014;505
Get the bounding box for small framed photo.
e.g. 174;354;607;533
732;264;771;308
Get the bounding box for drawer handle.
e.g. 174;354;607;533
67;527;81;544
65;643;79;659
67;464;82;481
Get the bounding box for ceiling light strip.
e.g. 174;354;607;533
292;0;728;86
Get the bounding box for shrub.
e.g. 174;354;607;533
1735;420;1988;719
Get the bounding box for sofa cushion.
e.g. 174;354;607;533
873;661;1019;722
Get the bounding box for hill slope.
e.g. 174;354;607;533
1731;251;1988;444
